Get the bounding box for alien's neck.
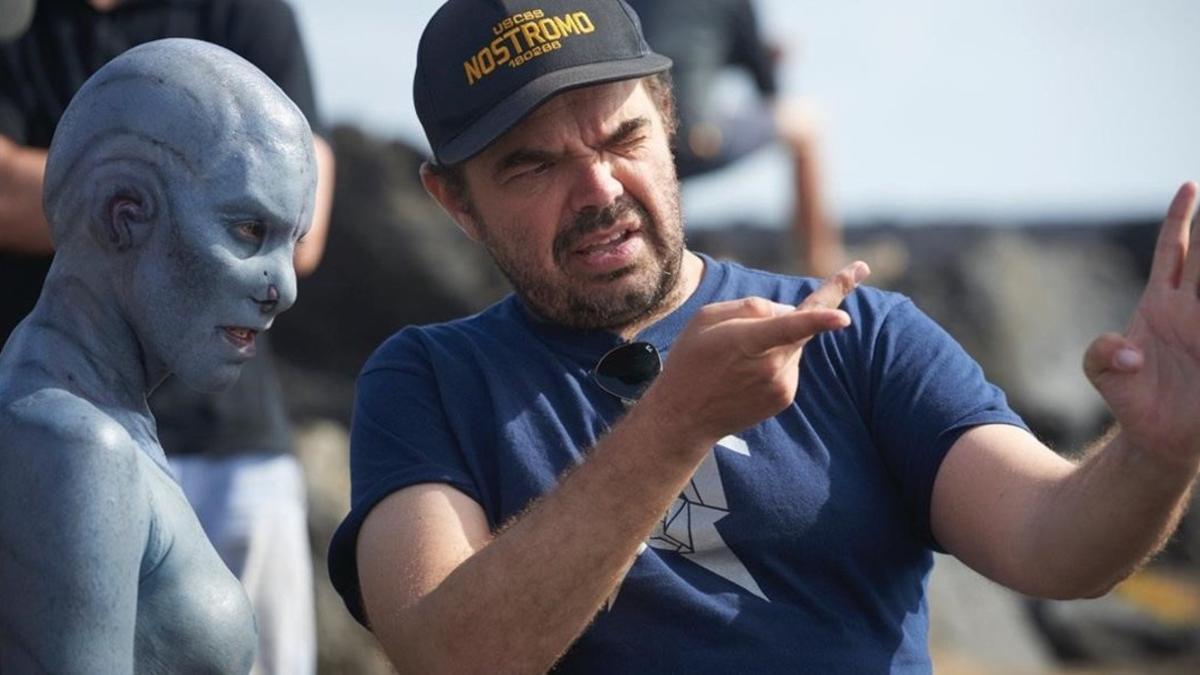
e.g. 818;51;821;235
27;270;157;412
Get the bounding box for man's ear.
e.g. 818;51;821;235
89;168;165;252
419;162;482;242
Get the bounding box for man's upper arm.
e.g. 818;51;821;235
859;294;1029;548
930;424;1075;590
356;483;492;636
0;86;54;253
328;328;488;626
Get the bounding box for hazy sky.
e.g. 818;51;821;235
290;0;1199;225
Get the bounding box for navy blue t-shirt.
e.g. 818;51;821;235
329;255;1027;673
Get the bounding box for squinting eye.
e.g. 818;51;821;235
514;161;552;180
234;220;265;242
614;136;645;153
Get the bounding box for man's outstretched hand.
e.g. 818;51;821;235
1085;181;1200;468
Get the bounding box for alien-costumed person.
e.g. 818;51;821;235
0;38;316;673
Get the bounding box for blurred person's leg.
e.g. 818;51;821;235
171;453;316;675
674;96;844;277
773;98;843;277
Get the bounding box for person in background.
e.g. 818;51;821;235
329;1;1200;672
627;0;843;275
0;37;316;672
0;2;335;673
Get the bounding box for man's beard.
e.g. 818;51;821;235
476;192;685;332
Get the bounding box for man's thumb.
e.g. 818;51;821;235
1083;332;1143;385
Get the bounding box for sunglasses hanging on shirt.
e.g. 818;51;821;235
592;341;662;403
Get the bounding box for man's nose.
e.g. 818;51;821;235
567;158;624;214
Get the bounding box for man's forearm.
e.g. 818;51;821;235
0;137;53;254
363;282;860;672
382;398;715;674
293;134;334;276
1025;427;1198;598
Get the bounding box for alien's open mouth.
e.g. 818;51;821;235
222;327;258;347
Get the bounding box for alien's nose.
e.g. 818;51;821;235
257;284;280;314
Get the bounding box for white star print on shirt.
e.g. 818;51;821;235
606;434;767;610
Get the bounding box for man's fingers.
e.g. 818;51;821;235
742;307;851;355
800;261;871;311
1150;181;1199;288
694;297;799;326
693;261;869;329
1083;332;1143;385
1177;181;1200;290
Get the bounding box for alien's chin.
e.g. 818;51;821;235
175;362;245;393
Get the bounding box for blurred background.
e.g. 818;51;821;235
264;1;1199;673
290;0;1199;225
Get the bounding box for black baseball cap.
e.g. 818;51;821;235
415;0;671;165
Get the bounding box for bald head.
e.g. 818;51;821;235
43;38;315;251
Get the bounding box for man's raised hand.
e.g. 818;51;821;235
1084;181;1200;468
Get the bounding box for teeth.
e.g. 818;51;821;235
582;230;627;252
227;328;253;340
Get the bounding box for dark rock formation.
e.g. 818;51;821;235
272;125;510;425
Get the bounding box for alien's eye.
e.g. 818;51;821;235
233;220;266;243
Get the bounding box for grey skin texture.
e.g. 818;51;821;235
0;38;316;673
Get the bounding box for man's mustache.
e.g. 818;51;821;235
554;197;650;260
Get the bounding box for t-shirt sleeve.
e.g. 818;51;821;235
219;0;324;133
327;329;481;627
865;296;1028;550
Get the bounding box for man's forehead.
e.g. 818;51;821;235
476;78;651;159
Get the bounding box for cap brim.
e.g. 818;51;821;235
436;53;671;165
0;0;35;42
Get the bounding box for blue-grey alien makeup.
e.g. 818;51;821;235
43;37;318;392
0;38;317;672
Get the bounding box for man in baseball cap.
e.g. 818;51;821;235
330;1;1200;672
414;0;670;165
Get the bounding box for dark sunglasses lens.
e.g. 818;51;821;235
595;342;661;401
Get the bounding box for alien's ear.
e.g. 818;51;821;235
419;161;482;242
88;164;167;252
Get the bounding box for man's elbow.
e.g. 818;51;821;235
368;600;467;675
1029;568;1131;601
376;628;469;674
